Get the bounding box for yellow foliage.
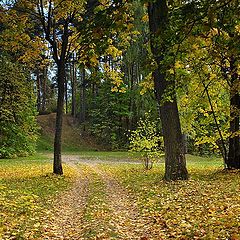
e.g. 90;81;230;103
106;45;122;59
139;73;154;95
142;14;149;23
90;55;99;66
175;60;183;69
235;25;240;34
104;64;126;93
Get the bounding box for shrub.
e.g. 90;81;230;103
129;112;164;169
0;56;39;158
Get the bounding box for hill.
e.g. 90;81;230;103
36;113;104;152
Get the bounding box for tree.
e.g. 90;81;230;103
177;0;240;168
210;0;240;169
1;0;133;174
147;0;188;180
176;34;229;159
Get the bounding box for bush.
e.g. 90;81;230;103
0;56;39;158
129;112;164;169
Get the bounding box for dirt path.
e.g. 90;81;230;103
90;164;151;239
42;155;157;239
42;163;90;239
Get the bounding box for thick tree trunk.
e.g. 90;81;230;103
227;58;240;169
148;0;188;180
53;63;65;175
153;69;188;180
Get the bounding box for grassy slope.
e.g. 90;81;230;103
36;113;104;153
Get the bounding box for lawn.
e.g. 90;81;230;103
0;152;239;239
98;156;240;239
0;154;76;239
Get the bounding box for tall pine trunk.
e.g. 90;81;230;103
71;60;77;118
80;67;87;123
148;0;188;180
53;63;65;175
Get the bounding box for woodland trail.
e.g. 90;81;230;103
41;155;160;240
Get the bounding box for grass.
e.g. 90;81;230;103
79;164;113;238
98;156;240;239
0;153;76;239
1;151;239;239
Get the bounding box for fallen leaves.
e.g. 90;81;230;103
0;158;76;240
103;163;240;239
1;155;240;239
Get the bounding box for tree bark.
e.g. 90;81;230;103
41;66;47;113
65;76;68;114
36;67;41;112
53;63;65;175
148;0;188;180
80;67;87;123
227;58;240;169
71;59;77;118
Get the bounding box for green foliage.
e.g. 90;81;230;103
129;113;163;169
88;79;132;149
0;56;39;158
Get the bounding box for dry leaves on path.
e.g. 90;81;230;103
41;156;157;239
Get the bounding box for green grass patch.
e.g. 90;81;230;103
0;154;76;239
63;151;142;162
36;134;54;152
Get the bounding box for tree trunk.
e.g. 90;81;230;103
53;63;65;175
227;58;240;169
36;68;41;112
80;67;87;123
148;0;188;180
71;60;77;118
41;66;47;113
65;77;68;114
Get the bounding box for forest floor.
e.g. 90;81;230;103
42;156;153;239
42;154;240;240
1;153;240;239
